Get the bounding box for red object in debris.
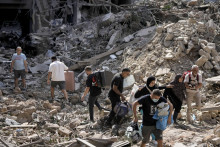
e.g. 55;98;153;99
64;71;75;91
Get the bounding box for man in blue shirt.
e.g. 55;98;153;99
10;47;28;90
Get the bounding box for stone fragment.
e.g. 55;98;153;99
211;137;220;145
0;106;7;113
186;41;194;54
43;101;52;109
50;105;61;111
187;0;198;6
123;35;134;43
165;33;174;41
178;41;185;51
214;126;220;137
101;13;115;26
200;111;211;121
17;112;33;123
136;26;156;37
45;123;59;133
155;68;170;76
69;93;80;105
164;40;172;47
106;30;122;49
23;106;36;114
79;131;89;138
14;87;21;94
164;53;174;60
204;61;213;70
123;75;135;88
195;55;208;67
69;118;81;129
58;126;72;136
28;134;39;141
156;26;163;33
207;19;216;30
133;70;142;82
49;109;58;115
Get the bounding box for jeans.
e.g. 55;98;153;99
89;95;101;121
106;96;121;124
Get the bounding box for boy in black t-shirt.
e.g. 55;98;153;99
133;89;173;147
81;66;102;122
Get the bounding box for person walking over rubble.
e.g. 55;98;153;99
134;76;174;99
133;89;173;147
81;66;103;122
163;74;186;124
105;68;131;127
47;56;68;101
10;46;28;91
184;65;202;123
134;76;173;145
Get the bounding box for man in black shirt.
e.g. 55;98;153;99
81;66;102;122
133;89;173;147
105;68;131;126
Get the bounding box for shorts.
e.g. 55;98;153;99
142;125;163;143
51;81;65;90
14;70;25;79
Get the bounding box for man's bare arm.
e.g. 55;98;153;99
11;60;15;73
167;100;173;124
133;101;140;122
113;85;125;100
81;87;90;101
47;72;52;84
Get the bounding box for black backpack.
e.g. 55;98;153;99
94;70;114;88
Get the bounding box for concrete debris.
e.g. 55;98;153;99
58;126;72;136
155;68;171;76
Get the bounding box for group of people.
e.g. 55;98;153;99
81;65;203;147
11;46;203;147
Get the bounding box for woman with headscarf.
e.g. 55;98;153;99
163;74;186;123
134;76;173;99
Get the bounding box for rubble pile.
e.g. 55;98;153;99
122;10;220;84
29;10;156;60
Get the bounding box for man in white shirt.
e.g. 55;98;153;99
47;56;68;101
184;65;202;123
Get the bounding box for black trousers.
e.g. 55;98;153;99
106;96;122;124
89;95;101;121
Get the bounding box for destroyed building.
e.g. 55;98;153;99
1;0;220;146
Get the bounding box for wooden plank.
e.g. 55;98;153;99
205;76;220;83
10;125;37;128
76;138;96;147
54;140;77;147
0;138;10;147
201;106;220;111
69;39;140;70
112;141;130;147
19;139;44;147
